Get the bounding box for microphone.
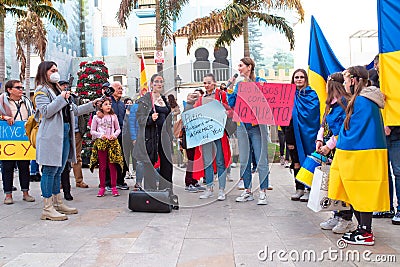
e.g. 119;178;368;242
226;73;238;88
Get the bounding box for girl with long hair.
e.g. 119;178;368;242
285;69;320;202
329;66;389;245
227;57;270;205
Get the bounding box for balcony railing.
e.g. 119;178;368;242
193;68;230;82
135;36;156;51
137;0;156;9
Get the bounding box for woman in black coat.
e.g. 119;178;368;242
133;74;173;190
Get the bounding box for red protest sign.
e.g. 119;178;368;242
233;82;296;126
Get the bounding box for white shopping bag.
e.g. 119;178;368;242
307;166;350;212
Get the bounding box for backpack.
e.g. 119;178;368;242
25;91;47;148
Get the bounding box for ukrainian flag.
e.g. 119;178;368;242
308;16;345;119
328;96;389;212
378;0;400;125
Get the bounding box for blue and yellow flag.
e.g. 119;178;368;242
308;16;345;119
328;96;389;212
378;0;400;125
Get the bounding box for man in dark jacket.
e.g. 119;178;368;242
110;81;129;190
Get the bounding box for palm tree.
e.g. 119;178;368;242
117;0;189;73
0;0;67;93
180;0;305;57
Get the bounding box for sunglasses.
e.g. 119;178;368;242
294;76;305;79
13;86;24;90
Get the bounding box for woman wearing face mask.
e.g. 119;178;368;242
329;66;389;246
134;74;173;191
285;69;320;202
34;61;98;221
227;57;270;205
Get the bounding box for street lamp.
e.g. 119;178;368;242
175;74;182;93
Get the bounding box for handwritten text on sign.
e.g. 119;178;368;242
233;82;296;126
0;121;36;160
182;101;227;149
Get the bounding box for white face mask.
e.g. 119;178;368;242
49;72;60;83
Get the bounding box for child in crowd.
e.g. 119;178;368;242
89;98;124;197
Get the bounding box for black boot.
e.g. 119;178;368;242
64;191;74;201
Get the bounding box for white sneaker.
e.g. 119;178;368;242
227;173;234;182
230;162;237;168
280;156;285;165
332;218;356;234
320;216;339;230
257;191;267;205
237;180;245;190
290;189;304;201
217;189;226;201
236;191;254;202
299;190;309;202
199;188;213;199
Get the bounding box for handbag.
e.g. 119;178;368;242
307;165;350;212
179;127;187;149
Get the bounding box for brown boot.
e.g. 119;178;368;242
53;194;78;215
41;198;68;221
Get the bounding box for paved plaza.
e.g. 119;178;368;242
0;163;398;266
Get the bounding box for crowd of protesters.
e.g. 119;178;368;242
0;55;399;247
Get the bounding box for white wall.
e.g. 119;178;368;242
293;0;378;68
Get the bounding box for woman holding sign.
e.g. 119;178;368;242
0;80;35;205
185;73;232;201
227;57;270;205
134;74;174;191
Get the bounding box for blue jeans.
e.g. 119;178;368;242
203;139;226;189
237;124;269;190
41;123;70;198
30;160;40;175
387;137;400;209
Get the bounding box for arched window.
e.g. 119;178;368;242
213;47;229;81
193;48;210;82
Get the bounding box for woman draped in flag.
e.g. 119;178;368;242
315;72;355;234
329;66;389;246
285;69;320;202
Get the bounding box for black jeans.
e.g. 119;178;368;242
185;147;198;186
353;209;373;232
61;162;72;193
278;129;289;160
1;160;30;194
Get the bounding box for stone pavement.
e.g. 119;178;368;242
0;163;398;267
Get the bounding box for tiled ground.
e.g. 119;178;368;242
0;163;398;266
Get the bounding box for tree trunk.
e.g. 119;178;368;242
0;14;5;92
155;0;163;74
25;42;31;98
243;16;250;58
79;0;87;57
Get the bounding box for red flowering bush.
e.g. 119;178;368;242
76;61;109;101
76;60;109;165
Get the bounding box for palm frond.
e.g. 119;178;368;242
31;5;67;32
260;0;304;21
4;7;27;18
166;0;189;20
214;23;243;48
117;0;137;28
183;11;225;54
251;11;295;49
